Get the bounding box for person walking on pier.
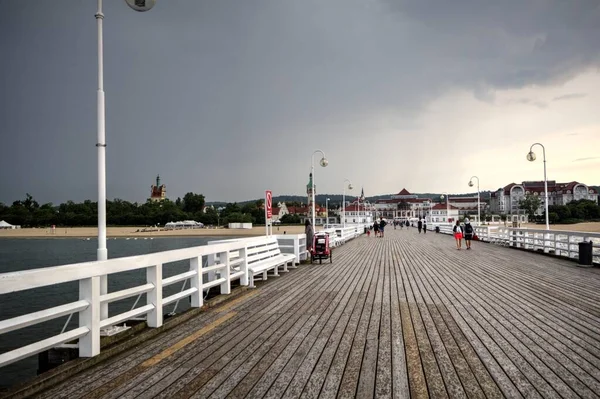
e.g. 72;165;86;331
373;220;379;237
423;218;427;234
463;218;474;250
453;220;463;250
305;219;314;253
379;217;387;237
417;218;423;233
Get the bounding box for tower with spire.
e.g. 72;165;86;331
150;174;167;202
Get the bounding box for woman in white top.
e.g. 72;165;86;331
452;220;463;250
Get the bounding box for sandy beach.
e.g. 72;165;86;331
0;225;308;239
0;222;598;238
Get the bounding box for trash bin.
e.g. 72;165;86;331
435;226;440;233
578;241;593;266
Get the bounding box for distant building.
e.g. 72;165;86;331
373;188;437;220
490;181;599;215
150;175;166;202
371;188;482;223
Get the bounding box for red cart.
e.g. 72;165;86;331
311;232;332;264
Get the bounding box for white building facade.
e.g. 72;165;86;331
490;181;599;215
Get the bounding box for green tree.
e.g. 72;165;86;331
182;193;205;213
280;214;301;224
519;194;542;220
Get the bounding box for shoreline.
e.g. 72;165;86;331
1;222;599;239
0;225;308;239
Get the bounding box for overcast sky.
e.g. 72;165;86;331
1;0;599;205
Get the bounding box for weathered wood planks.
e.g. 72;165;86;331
34;228;600;399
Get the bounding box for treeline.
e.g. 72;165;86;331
547;199;600;224
0;193;269;227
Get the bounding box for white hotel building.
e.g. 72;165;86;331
489;181;599;215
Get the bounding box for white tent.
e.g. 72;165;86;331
0;220;20;229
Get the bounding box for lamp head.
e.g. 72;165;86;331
319;157;328;167
440;194;445;200
125;0;156;11
348;183;353;190
526;151;536;162
468;180;474;187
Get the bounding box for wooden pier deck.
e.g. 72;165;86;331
33;228;600;398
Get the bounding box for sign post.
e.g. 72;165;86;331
265;190;272;236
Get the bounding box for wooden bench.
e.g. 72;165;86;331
245;237;296;288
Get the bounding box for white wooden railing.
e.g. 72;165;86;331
430;223;600;264
0;229;368;369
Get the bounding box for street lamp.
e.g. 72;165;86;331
440;192;450;223
311;150;328;229
325;198;330;227
468;176;480;226
527;143;550;230
95;0;155;323
343;178;353;228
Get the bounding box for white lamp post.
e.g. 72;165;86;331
527;143;550;230
343;178;353;228
440;192;450;223
325;198;330;227
468;176;480;226
311;150;328;229
95;0;155;323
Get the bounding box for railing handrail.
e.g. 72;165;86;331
0;240;250;294
1;229;369;369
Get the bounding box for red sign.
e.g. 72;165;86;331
266;190;272;219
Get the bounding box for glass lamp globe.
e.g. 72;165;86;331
468;181;474;187
348;184;353;190
320;157;328;167
125;0;156;11
527;151;536;162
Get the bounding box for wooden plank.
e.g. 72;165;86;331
335;239;382;398
387;238;410;399
242;245;374;399
175;242;370;398
374;245;392;399
28;229;600;399
309;242;378;399
117;267;346;398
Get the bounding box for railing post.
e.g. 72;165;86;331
293;236;300;264
220;251;231;295
239;246;248;286
79;276;100;357
190;256;202;307
146;264;163;328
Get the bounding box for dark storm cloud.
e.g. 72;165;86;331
1;0;599;204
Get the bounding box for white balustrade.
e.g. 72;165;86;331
0;229;369;369
430;223;599;264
